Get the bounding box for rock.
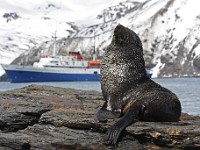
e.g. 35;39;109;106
0;84;200;149
193;55;200;72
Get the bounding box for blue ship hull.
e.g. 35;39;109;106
5;70;100;83
2;64;100;83
2;64;152;83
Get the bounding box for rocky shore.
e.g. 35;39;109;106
0;85;200;150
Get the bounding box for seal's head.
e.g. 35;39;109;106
111;24;143;59
101;24;146;96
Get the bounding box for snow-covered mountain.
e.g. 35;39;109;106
0;0;122;75
1;0;200;78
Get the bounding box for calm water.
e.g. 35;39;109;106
0;78;199;116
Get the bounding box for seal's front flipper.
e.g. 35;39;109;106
104;108;139;145
96;109;121;122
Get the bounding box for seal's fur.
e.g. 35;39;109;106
96;24;181;145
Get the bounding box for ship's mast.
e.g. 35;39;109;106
52;31;57;57
93;26;96;61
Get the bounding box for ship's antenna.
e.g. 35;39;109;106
93;26;96;61
52;31;57;57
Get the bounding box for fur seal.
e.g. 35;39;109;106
96;24;181;145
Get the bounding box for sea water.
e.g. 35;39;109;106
0;78;199;116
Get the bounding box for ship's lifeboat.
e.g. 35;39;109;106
88;60;101;68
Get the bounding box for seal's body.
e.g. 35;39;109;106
96;24;181;145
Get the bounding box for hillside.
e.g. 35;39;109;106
1;0;200;78
0;0;119;75
60;0;200;78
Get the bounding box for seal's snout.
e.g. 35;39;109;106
114;24;126;38
114;24;125;34
113;24;128;45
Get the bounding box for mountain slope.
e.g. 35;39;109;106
0;0;119;75
60;0;200;77
1;0;200;78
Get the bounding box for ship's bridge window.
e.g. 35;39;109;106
50;61;59;63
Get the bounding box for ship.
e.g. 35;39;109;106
1;51;153;83
1;32;151;83
2;51;101;83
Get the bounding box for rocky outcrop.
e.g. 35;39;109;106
0;85;200;149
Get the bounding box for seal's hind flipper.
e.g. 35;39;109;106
104;108;139;145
